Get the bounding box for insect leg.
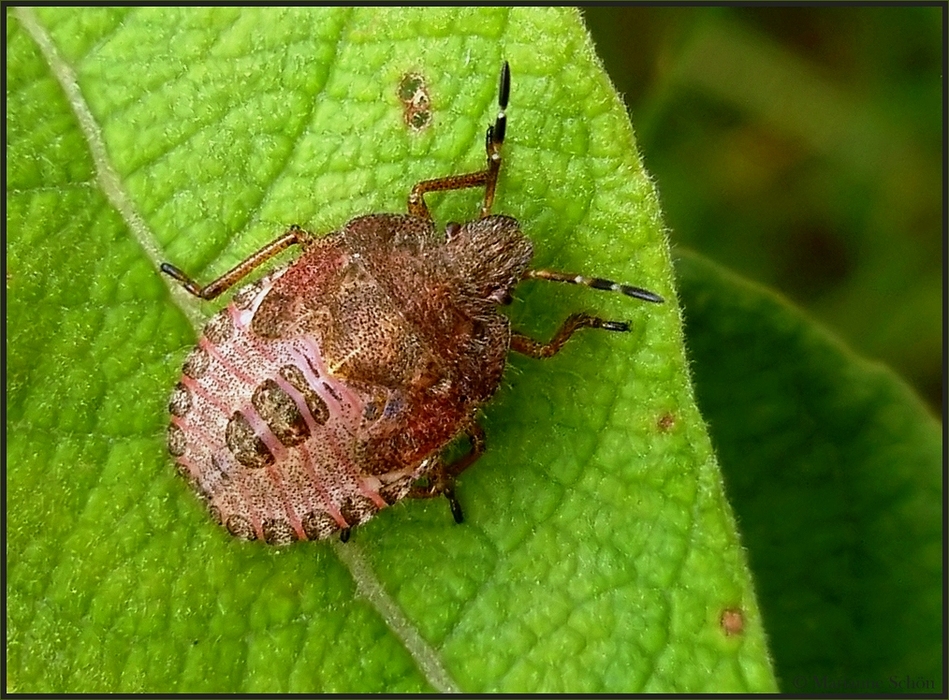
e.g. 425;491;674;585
408;423;486;524
407;61;510;220
160;225;312;300
511;313;631;359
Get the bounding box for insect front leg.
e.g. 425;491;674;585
161;225;313;300
407;62;510;221
409;423;486;524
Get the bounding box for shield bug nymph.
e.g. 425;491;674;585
162;61;664;545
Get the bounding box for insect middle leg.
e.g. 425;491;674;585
407;61;510;221
160;225;312;300
409;423;486;524
511;313;631;359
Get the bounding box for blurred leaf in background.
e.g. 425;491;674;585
585;6;942;413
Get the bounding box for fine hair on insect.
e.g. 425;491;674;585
162;61;663;544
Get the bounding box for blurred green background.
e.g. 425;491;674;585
584;6;942;414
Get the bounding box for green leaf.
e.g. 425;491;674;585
8;7;773;692
675;251;942;694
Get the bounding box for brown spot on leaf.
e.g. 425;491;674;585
720;607;745;636
398;72;431;131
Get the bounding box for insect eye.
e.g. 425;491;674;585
445;222;462;240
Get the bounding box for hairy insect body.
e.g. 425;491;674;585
168;214;531;542
162;62;663;544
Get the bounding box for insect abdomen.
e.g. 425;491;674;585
167;272;406;544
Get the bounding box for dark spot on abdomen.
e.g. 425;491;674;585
225;411;275;469
252;379;310;447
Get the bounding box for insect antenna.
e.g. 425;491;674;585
486;60;510;151
524;269;664;304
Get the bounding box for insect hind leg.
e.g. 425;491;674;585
408;424;486;524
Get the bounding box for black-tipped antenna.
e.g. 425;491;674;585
488;61;510;149
498;61;511;109
524;269;665;304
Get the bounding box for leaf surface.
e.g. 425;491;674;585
7;7;772;692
